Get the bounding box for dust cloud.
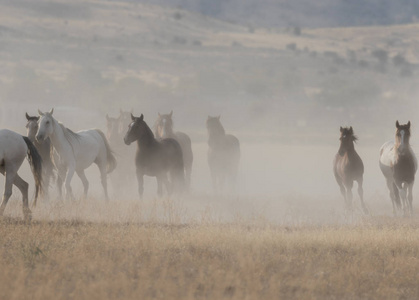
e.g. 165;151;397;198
0;0;418;225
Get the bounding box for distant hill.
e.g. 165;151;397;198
136;0;419;28
0;0;419;141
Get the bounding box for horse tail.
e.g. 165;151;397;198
393;183;401;209
22;136;43;206
95;129;117;174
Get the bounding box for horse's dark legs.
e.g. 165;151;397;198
76;169;89;198
386;179;399;216
408;183;414;216
357;178;368;214
136;169;144;199
344;180;353;211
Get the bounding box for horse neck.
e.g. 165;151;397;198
208;127;226;146
157;123;175;139
137;124;158;150
27;130;36;142
49;119;71;153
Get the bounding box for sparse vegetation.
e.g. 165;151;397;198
0;216;419;299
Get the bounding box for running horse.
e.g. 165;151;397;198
155;111;193;191
206;116;240;191
26;113;55;198
380;121;417;216
333;126;368;213
0;129;43;220
36;109;117;200
124;113;185;198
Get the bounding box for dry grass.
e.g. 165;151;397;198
1;207;419;299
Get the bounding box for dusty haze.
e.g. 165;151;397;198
1;0;419;225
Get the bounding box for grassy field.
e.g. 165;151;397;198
1;210;419;299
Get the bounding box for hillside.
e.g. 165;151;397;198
139;0;419;28
0;0;418;142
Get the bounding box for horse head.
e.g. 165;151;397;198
155;111;174;139
25;112;40;141
106;114;121;142
119;108;134;135
395;120;411;155
36;108;55;142
338;126;357;156
124;113;153;145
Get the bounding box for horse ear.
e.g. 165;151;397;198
349;126;353;134
26;112;30;120
340;126;343;133
38;109;44;116
407;121;411;129
396;120;400;129
169;110;173;117
49;108;54;115
131;113;135;121
139;114;144;121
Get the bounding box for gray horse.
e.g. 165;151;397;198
206;116;240;191
155;111;193;191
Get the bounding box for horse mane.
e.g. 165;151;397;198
58;122;81;145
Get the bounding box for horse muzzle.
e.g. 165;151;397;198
36;134;45;143
124;136;131;145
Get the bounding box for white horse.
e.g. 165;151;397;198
0;129;43;220
36;109;117;200
380;121;417;216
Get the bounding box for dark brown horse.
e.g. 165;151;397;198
380;121;417;216
333;126;368;213
26;113;55;198
124;114;185;198
206;116;240;191
155;111;193;191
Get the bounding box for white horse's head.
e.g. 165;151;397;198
36;108;55;142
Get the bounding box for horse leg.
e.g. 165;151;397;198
357;178;368;214
386;179;398;216
56;166;67;199
0;165;17;217
344;180;353;211
13;174;31;220
136;168;144;199
185;165;192;192
157;176;163;197
76;169;89;199
98;165;109;201
400;183;409;216
64;166;75;200
407;182;414;216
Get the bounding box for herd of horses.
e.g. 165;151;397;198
334;121;417;217
0;109;240;220
0;107;415;220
